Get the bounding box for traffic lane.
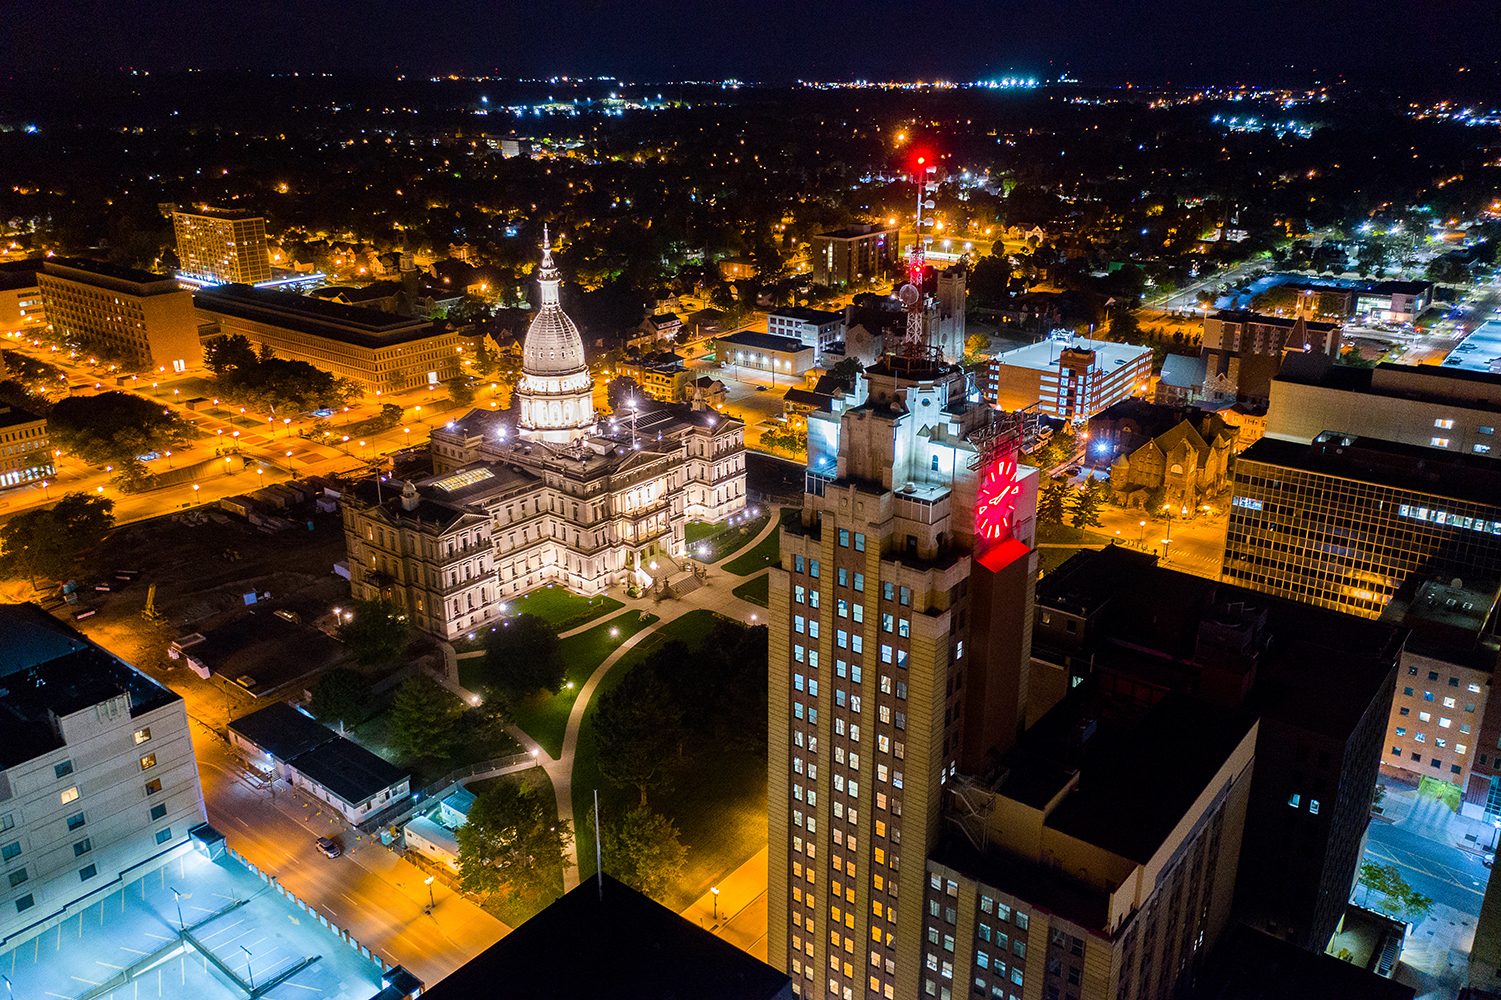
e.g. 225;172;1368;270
1365;819;1489;916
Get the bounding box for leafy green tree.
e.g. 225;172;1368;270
335;598;411;666
203;333;259;377
962;334;990;365
594;664;683;806
484;613;564;695
48;392;193;468
606;376;644;410
829;357;864;384
1144;483;1169;517
0;492;115;592
447;378;477;406
1068;487;1104;530
1037;481;1069;526
596;805;688;901
309;667;373;732
389;676;461;759
456;782;573;914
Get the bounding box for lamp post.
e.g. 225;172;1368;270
711;885;720;920
170;885;185;933
240;946;255;991
1138;520;1147;547
424;875;435;913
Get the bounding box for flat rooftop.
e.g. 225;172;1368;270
0;844;385;1000
422;872;791;1000
0;604;180;769
43;257;178;289
230;701;337;761
194;284;441;349
0;404;45;428
1238;432;1501;510
1445;318;1501;375
991;336;1151;373
187;609;348;696
770;307;845;324
291;736;407;806
720;330;813;354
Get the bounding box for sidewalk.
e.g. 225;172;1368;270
682;846;770;963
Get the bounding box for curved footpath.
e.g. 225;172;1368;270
452;512;781;890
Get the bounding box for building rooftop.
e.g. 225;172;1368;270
229;701;337;762
289;736;407;807
1158;352;1208;389
1197;923;1414;1000
0;604;180;768
186;610;349;696
1040;692;1257;864
1277;358;1501;409
0;404;45;429
421;873;792;1000
816;225;897;240
719;330;814;354
0;257;41;290
1238;432;1501;510
175;207;262;221
770;307;845;324
43;257;178;289
1210;309;1340;334
990;336;1151;374
1381;573;1501;669
194;284;441;349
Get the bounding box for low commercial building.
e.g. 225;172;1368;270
37;258;200;372
718;331;818;382
228;702;410;825
1268;358;1501;456
194;284;462;392
0;604;208;949
985;336;1152;422
0;404;51;491
617;351;693;403
1088;399;1237;510
402;788;474;869
809;224;901;287
767;307;845;351
1201;310;1342;406
1355;280;1433;324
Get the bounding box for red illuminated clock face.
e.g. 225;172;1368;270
975;456;1020;547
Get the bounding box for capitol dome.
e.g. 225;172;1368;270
516;229;596;444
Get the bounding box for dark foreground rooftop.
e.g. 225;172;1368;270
422;872;792;1000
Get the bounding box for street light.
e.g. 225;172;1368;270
192;484;200;502
424;875;436;912
170;885;185;933
711;885;720;920
240;946;255;991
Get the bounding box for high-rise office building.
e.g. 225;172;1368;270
172;207;272;286
768;345;1039;999
0;604;208;948
1224;432;1501;618
810;224;902;288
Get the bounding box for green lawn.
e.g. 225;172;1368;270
571;609;766;911
732;574;769;607
493;610;661;758
349;706;522;789
686;512;772;563
506;586;624;631
722;514;782;575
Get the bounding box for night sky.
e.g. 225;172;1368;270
2;0;1498;90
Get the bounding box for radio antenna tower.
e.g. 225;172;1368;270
895;157;941;365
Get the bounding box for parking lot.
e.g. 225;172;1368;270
0;846;385;1000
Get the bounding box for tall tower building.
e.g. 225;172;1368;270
171;207;272;286
516;231;595;444
768;344;1039;999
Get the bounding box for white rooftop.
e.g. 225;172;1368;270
992;336;1152;373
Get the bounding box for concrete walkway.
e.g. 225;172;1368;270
501;516;780;891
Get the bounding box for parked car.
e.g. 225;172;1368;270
316;836;342;859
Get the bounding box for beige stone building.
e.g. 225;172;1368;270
194;284;462;391
37;259;200;372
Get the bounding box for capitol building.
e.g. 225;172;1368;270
341;235;748;639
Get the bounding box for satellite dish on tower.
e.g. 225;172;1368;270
898;283;921;307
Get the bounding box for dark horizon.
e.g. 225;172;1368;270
2;0;1498;95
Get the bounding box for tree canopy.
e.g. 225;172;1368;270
203;333;360;413
309;667;373;733
48;392;193;468
389;676;461;760
0;492;115;591
335;598;411;666
483;613;564;696
594;663;683;806
456;781;572;916
597;805;688;902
